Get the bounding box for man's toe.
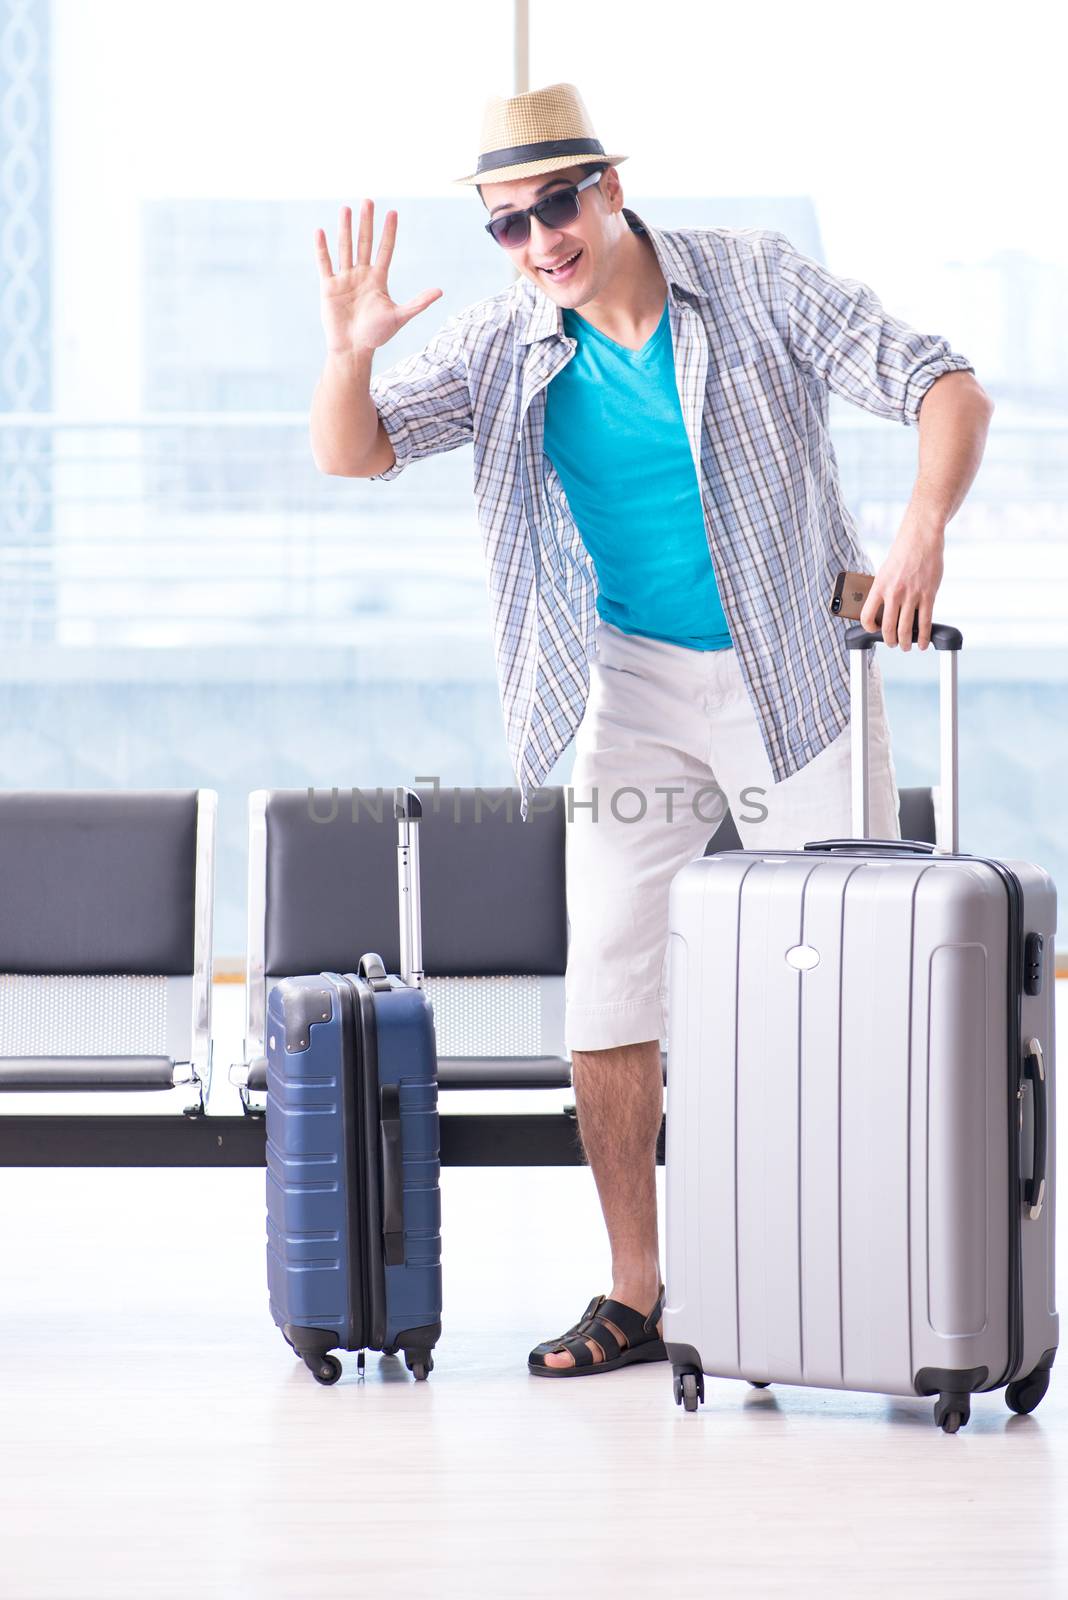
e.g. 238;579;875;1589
545;1336;602;1369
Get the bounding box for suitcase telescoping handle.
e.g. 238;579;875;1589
843;618;962;852
355;789;425;990
394;786;424;990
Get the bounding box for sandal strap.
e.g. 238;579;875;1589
528;1293;608;1364
585;1316;625;1361
558;1334;596;1367
568;1294;605;1333
598;1284;665;1346
567;1294;606;1343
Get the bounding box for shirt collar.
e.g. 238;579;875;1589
516;206;707;346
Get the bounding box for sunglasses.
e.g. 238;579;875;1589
484;168;604;249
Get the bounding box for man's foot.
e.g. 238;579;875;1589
528;1283;666;1377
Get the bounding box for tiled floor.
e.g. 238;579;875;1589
0;982;1063;1598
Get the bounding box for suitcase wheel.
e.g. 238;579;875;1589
748;1381;771;1389
933;1392;971;1433
405;1350;434;1382
1005;1366;1051;1416
672;1367;704;1412
309;1354;343;1386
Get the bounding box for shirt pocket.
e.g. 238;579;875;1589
705;346;809;468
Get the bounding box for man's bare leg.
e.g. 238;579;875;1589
542;1037;665;1369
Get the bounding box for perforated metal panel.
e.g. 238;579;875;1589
0;973;170;1057
423;975;557;1057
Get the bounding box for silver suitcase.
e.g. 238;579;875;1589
663;622;1057;1431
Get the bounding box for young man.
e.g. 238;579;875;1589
310;83;994;1378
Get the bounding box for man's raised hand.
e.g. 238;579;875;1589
316;201;443;356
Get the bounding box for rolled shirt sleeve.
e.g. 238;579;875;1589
367;312;474;481
771;231;975;427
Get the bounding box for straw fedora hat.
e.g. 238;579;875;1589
453;81;627;187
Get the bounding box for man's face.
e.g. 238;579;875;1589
480;164;617;300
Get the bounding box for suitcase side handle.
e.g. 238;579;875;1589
843;621;962;851
1023;1038;1047;1222
379;1082;406;1266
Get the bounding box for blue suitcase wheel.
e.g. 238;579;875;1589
309;1354;343;1386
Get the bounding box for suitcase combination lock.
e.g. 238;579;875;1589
1023;931;1044;996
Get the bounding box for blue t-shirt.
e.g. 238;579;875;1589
543;298;733;650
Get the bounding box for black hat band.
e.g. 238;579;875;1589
475;137;606;176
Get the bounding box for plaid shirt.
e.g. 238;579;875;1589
368;207;974;821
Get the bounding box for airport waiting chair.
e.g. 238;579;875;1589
0;790;216;1113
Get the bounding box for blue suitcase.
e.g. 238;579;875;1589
264;788;442;1385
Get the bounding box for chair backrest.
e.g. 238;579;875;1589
899;786;937;845
246;785;567;1063
0;789;216;1078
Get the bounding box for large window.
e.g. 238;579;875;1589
1;1;1064;955
531;2;1068;899
1;0;514;954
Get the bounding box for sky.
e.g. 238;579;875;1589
49;0;1068;412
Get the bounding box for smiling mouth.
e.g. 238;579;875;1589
539;249;583;275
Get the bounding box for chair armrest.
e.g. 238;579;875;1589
0;1056;182;1091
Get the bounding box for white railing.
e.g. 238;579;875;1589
1;411;1066;652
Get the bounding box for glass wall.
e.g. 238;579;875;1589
528;1;1068;935
1;0;1064;955
1;0;515;955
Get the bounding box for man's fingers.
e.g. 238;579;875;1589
917;600;934;651
376;210;398;276
315;229;334;280
899;599;914;652
338;205;353;273
396;288;443;326
356;198;374;267
859;589;882;634
898;593;923;653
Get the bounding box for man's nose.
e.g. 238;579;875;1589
528;212;566;245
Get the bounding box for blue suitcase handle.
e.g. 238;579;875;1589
380;1082;406;1266
358;951;391;992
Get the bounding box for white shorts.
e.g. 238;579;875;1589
563;619;902;1054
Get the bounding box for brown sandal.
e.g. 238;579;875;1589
528;1284;667;1377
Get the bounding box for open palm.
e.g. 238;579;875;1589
316;200;443;356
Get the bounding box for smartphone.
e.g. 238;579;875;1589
830;569;882;623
